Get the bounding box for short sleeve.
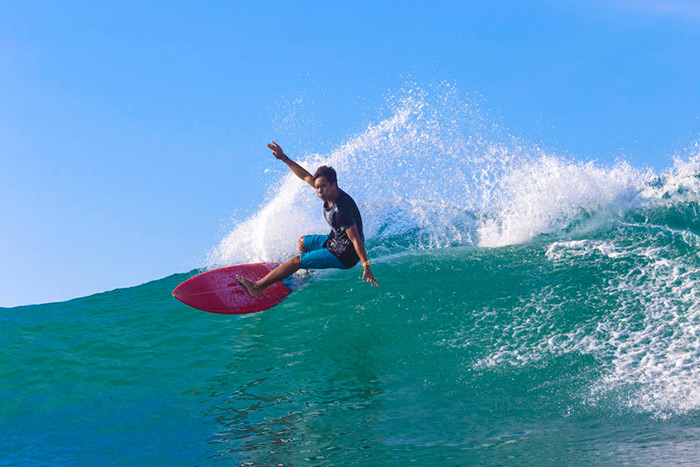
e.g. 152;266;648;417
335;206;356;231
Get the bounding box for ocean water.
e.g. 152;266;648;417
5;85;700;465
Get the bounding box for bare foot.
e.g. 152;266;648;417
236;275;261;298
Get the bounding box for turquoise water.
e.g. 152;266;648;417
5;87;700;464
5;221;700;464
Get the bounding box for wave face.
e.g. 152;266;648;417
5;85;700;464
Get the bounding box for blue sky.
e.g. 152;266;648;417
2;0;700;306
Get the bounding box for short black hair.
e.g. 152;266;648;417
313;165;337;185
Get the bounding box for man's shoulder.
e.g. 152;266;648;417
338;189;358;208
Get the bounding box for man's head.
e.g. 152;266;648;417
313;165;339;202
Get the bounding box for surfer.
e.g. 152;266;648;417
237;141;379;297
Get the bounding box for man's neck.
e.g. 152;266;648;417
325;188;340;207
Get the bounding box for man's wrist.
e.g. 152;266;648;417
281;154;288;162
362;261;370;268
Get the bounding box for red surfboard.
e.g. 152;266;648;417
172;263;293;314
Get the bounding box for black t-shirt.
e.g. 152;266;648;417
322;189;364;267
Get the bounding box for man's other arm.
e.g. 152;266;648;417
346;225;379;286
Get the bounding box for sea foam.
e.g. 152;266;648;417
208;83;666;265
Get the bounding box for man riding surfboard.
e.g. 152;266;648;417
237;142;379;297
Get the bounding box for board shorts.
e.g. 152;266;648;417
300;234;350;270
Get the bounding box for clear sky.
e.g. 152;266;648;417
2;0;700;307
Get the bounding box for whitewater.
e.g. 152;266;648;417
4;84;700;464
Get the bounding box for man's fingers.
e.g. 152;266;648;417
267;142;286;160
266;143;284;159
362;274;378;286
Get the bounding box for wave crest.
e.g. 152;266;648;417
209;84;700;267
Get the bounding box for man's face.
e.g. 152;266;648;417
314;176;336;201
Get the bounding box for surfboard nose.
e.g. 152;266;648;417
172;285;183;301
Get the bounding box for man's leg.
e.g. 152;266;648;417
237;255;301;298
298;236;309;253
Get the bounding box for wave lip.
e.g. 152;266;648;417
477;156;647;247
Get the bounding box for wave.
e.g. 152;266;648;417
201;83;700;419
208;83;700;266
9;83;700;464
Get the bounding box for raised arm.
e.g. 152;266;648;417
267;141;314;187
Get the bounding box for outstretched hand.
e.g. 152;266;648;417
267;141;286;160
362;266;379;287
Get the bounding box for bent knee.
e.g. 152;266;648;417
298;236;308;253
